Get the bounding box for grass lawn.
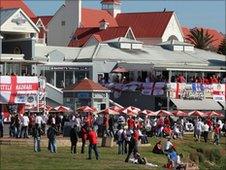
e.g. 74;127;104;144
1;135;226;170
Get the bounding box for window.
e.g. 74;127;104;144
61;21;65;26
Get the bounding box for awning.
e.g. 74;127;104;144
171;99;223;111
118;62;154;71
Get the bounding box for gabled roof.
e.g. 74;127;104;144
116;11;174;38
81;8;118;27
0;8;18;25
36;16;53;27
0;0;36;18
182;27;224;49
68;26;130;47
63;78;110;92
101;0;121;4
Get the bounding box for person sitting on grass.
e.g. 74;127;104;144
163;137;173;154
165;146;185;169
152;141;163;154
129;151;158;167
70;124;79;154
87;127;99;160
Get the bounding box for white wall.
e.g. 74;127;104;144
47;0;81;46
162;13;184;42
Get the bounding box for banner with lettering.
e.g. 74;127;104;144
169;83;225;102
0;76;39;104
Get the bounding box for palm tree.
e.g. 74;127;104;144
218;36;226;55
186;28;215;50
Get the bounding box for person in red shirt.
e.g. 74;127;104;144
81;125;87;154
102;114;109;137
87;127;99;160
164;116;170;127
127;116;135;130
212;75;219;83
213;124;221;145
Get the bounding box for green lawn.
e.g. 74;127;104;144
1;135;226;170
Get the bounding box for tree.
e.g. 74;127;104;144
218;36;226;55
186;28;215;50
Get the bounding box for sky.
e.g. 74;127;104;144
25;0;226;33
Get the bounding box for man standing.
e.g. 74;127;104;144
203;121;209;143
20;113;29;138
33;123;41;152
70;124;79;154
81;125;87;154
125;128;139;162
87;127;99;160
0;113;4;138
47;124;57;153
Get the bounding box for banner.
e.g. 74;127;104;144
169;83;225;102
0;76;39;104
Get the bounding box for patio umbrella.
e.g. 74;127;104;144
126;106;141;114
112;66;128;73
173;110;188;117
76;106;95;113
54;105;72;112
205;111;224;118
99;108;120;115
109;106;124;112
139;110;157;116
121;108;137;116
155;110;172;117
188;111;204;117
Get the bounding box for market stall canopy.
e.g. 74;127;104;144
54;105;72;112
188;111;204;117
173;110;188;117
111;66;128;73
204;111;224;118
171;99;223;111
155;110;172;117
99;108;119;115
76;106;96;113
139;109;157;116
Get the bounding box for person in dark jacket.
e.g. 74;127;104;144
33;123;41;152
70;124;79;154
47;123;57;153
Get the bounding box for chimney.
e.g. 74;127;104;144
99;19;109;30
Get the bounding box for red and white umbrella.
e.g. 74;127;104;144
155;110;172;117
139;110;157;116
99;108;120;115
173;110;188;117
112;66;128;73
188;111;204;117
109;106;123;112
76;106;95;113
205;111;224;118
126;106;141;114
54;105;72;112
121;107;138;116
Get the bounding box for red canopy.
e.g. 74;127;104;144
112;66;128;73
109;106;123;112
99;108;120;115
173;110;188;117
204;111;224;118
122;106;141;115
76;106;96;113
155;110;172;117
139;110;157;116
188;111;204;117
54;106;72;112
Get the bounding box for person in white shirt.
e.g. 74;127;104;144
164;137;173;154
202;121;209;143
173;124;182;139
117;126;125;154
195;119;204;141
35;113;43;128
20;113;30;138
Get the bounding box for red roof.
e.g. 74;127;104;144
36;16;53;27
101;0;121;4
0;0;36;18
68;26;130;47
182;27;224;49
116;11;173;38
63;78;109;92
81;8;118;27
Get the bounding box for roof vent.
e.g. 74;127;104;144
99;19;109;30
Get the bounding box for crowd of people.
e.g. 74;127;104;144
0;111;225;167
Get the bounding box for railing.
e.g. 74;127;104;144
46;83;63;104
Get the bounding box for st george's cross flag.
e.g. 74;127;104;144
0;76;39;104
